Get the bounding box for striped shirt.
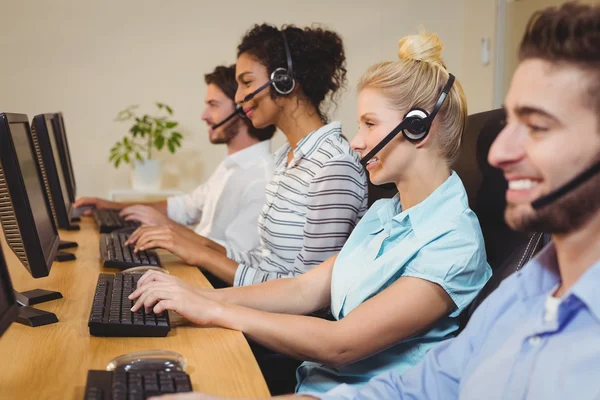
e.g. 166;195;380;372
227;121;368;286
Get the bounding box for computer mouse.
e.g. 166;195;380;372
106;350;187;372
121;266;169;275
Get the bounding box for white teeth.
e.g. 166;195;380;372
366;157;379;165
509;179;538;190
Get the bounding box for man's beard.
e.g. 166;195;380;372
210;118;241;144
506;157;600;234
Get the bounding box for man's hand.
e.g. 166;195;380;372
73;197;123;215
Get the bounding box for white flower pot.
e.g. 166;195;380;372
132;159;162;190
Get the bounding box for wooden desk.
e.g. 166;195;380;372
0;219;270;399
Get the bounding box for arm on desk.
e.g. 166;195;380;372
151;393;314;399
73;197;167;216
132;255;335;315
130;260;453;368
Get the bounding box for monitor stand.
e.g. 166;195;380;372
71;216;81;223
63;223;80;231
58;240;78;250
55;250;76;262
14;289;62;327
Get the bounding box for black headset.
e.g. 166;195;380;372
211;104;246;130
241;30;296;103
360;73;456;167
212;30;295;130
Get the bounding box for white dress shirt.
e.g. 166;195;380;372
167;140;272;253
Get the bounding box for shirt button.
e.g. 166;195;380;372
529;336;542;347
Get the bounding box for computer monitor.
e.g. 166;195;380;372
51;113;76;203
31;114;79;232
0;113;63;326
0;245;17;337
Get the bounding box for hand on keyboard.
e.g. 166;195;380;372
129;272;220;326
120;205;171;227
75;196;123;212
123;225;208;266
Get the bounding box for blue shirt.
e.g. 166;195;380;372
315;243;600;400
297;171;491;393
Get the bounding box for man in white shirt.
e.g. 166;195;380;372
74;65;275;256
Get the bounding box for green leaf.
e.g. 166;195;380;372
124;154;130;164
156;102;164;109
115;158;122;168
165;105;173;115
136;152;143;161
167;140;176;153
166;121;178;129
154;135;165;150
172;131;182;140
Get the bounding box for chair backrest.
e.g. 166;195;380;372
455;109;549;324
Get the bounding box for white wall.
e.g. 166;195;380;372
0;0;465;197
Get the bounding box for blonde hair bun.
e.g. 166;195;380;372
398;31;447;69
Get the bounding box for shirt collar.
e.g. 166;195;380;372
517;242;600;322
223;140;271;170
568;256;600;323
273;121;342;168
371;171;469;236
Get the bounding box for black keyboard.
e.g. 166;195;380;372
88;273;170;337
84;370;192;400
94;209;139;233
100;231;161;270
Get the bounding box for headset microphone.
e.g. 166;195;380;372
531;159;600;209
211;105;245;130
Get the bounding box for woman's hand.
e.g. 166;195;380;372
129;271;222;325
124;225;208;266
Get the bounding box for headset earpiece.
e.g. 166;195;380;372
402;108;430;142
271;67;295;95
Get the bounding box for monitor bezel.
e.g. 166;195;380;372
50;113;76;203
0;113;59;278
32;114;73;229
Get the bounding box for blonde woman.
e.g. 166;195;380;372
135;31;492;396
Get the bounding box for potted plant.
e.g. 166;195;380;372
110;102;183;190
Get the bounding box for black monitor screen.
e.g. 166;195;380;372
10;123;56;261
45;117;71;213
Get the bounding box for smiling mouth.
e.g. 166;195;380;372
508;179;539;190
366;157;379;165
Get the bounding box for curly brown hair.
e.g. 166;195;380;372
519;2;600;119
204;65;275;141
237;24;347;123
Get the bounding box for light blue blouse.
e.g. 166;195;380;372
296;171;492;393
